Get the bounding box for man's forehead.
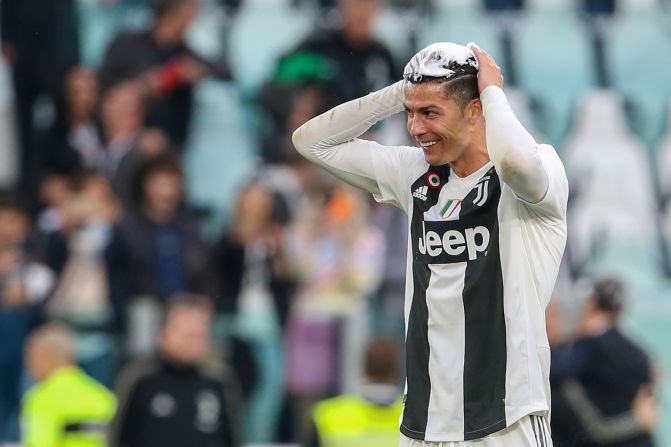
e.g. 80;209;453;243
403;82;451;108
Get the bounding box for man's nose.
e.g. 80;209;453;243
408;117;426;137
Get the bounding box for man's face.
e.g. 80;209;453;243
101;82;143;137
340;0;379;44
403;82;476;166
0;209;29;248
170;0;200;35
160;307;211;365
143;171;183;216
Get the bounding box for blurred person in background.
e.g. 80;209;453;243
36;174;75;236
369;203;407;381
109;293;240;447
284;182;384;441
0;197;55;442
46;66;105;175
256;53;332;165
44;173;123;386
0;0;80;210
307;337;403;447
98;81;170;207
21;323;117;447
215;182;295;442
550;279;658;447
116;154;214;302
294;0;397;109
99;0;230;147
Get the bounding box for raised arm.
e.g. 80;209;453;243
470;44;549;204
292;81;407;197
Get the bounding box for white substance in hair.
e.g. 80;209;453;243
403;42;479;83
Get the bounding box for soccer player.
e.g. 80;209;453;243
293;42;568;445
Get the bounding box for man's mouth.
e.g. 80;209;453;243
419;140;438;150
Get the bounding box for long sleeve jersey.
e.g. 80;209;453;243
293;81;568;441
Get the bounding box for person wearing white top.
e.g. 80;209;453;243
293;42;568;446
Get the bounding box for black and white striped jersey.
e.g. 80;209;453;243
293;82;569;442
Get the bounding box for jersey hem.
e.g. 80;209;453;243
400;403;549;442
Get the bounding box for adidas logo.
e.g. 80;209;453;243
413;185;428;201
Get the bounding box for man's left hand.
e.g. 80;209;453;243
468;43;504;93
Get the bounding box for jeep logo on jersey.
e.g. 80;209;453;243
415;221;491;263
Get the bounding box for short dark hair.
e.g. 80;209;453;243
131;153;183;207
364;337;399;384
408;71;479;112
0;191;28;217
149;0;192;17
161;293;213;328
592;277;625;314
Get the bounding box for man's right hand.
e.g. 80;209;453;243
633;385;659;433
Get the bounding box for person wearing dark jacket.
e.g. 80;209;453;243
214;183;294;442
215;183;294;328
99;0;230;147
1;0;79;209
109;293;240;447
550;279;658;447
116;154;215;300
295;0;397;109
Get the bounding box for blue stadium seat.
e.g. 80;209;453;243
185;1;226;61
657;100;671;265
416;6;502;60
604;9;671;148
514;8;595;148
373;6;413;64
228;0;313;94
0;56;18;187
184;79;257;235
78;0;129;68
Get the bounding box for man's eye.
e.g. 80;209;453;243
424;111;437;118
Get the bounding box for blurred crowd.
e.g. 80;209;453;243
0;0;669;445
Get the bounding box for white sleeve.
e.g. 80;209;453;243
481;86;568;219
292;81;419;210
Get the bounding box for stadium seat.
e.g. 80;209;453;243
416;6;503;60
183;80;257;235
525;0;573;13
228;0;313;94
563;90;661;281
657;100;671;259
77;0;128;68
373;6;413;64
604;8;671;148
0;56;18;187
514;8;595;148
505;87;549;144
185;0;226;61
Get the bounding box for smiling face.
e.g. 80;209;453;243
403;81;483;167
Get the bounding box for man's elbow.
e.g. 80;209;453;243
292;126;320;162
291;127;308;156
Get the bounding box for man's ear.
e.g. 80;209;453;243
468;99;483;121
